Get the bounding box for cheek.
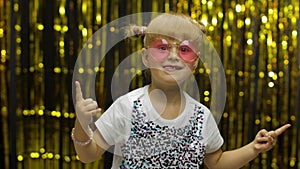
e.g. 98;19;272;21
147;55;165;67
186;61;198;71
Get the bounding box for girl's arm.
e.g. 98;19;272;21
72;81;110;163
204;124;291;169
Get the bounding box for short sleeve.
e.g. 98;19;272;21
94;97;132;146
202;110;224;154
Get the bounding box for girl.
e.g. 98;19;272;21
72;13;290;168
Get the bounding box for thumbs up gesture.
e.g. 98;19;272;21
75;81;101;130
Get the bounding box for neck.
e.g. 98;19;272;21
148;83;183;102
148;83;186;120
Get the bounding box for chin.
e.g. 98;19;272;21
162;74;189;87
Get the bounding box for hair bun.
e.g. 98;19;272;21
125;25;147;39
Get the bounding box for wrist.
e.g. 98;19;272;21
250;141;262;156
71;127;93;146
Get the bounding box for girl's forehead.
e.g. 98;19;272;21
152;35;183;41
146;34;198;45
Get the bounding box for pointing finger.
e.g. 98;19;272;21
75;81;84;101
275;124;291;136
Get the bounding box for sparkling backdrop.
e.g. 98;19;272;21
1;0;299;169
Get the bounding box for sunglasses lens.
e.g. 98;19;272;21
149;39;170;60
178;41;198;62
149;38;198;62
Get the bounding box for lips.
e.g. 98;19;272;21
162;65;183;72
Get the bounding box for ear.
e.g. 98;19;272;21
141;48;150;68
192;52;201;70
191;57;199;70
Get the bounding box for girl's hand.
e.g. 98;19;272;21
75;81;101;131
253;124;291;153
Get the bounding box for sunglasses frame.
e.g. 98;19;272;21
146;38;199;63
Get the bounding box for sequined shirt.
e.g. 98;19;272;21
95;85;223;169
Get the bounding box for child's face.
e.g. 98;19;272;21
142;36;199;84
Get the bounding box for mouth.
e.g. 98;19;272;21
162;65;183;72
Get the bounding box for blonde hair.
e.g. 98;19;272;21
126;13;207;46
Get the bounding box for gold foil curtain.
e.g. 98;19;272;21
1;0;299;169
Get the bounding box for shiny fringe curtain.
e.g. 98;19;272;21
1;0;299;169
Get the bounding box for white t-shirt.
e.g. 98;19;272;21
95;85;223;168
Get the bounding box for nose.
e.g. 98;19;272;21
167;45;180;61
